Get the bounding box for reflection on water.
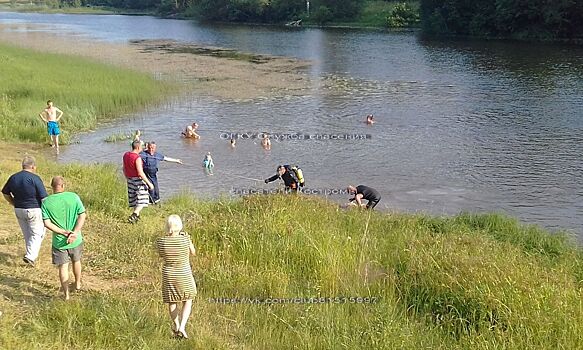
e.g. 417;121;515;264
2;12;583;236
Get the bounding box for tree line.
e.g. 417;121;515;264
420;0;583;40
49;0;583;41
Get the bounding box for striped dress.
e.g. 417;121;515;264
156;233;197;303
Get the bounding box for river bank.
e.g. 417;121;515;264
1;21;583;348
0;22;312;101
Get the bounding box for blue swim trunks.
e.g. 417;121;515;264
47;121;60;136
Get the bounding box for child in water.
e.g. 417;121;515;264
203;152;214;170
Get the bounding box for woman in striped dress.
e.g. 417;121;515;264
157;215;197;339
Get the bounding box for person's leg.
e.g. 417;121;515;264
47;125;53;147
151;174;160;203
366;199;380;210
58;262;70;300
146;173;159;204
178;299;193;338
14;208;33;262
72;260;82;290
27;208;46;262
70;243;83;290
168;303;180;333
133;204;145;216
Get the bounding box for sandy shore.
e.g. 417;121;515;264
0;23;312;100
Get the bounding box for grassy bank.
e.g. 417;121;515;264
0;43;177;144
0;1;152;15
305;0;419;29
0;151;582;349
1;36;582;349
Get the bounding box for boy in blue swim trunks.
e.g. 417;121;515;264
39;100;63;150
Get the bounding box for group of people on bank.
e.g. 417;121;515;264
4;100;380;339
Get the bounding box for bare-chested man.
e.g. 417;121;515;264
39;100;64;150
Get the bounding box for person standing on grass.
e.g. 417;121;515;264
140;141;183;204
157;215;197;339
347;185;381;209
1;156;48;266
39;100;63;150
123;140;154;224
41;176;86;300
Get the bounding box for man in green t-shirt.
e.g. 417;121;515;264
41;176;87;300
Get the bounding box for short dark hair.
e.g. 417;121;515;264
131;140;142;150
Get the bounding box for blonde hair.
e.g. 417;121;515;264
166;215;183;233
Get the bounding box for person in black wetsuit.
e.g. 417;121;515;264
264;165;302;192
347;185;381;209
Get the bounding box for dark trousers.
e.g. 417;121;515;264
366;198;380;209
145;172;160;203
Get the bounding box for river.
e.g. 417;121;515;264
1;12;582;236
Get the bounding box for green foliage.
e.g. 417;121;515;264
386;2;420;27
311;5;333;24
420;0;583;40
2;170;583;348
312;0;362;20
0;44;176;144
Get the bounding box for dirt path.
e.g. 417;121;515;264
0;23;313;100
0;144;124;311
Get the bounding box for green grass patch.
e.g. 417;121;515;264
2;154;582;348
304;1;420;28
0;43;177;144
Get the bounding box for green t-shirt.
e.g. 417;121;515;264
41;192;85;250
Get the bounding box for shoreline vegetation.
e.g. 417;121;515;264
3;0;582;43
1;21;583;350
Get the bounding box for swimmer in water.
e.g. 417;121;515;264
366;114;375;124
230;138;236;148
182;125;200;139
261;133;271;149
203;152;214;169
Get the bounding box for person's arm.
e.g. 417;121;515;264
135;157;154;190
71;212;86;234
39;110;47;123
67;212;87;244
163;156;183;164
265;174;280;183
354;193;364;207
43;219;70;237
3;193;14;206
189;240;196;256
55;108;64;121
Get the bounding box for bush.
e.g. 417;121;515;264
386;2;420;27
311;5;333;24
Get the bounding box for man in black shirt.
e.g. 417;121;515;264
2;156;48;266
347;185;381;209
264;165;302;192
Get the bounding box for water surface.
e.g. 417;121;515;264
1;12;582;236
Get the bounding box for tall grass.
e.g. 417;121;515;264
1;154;582;349
0;43;176;144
